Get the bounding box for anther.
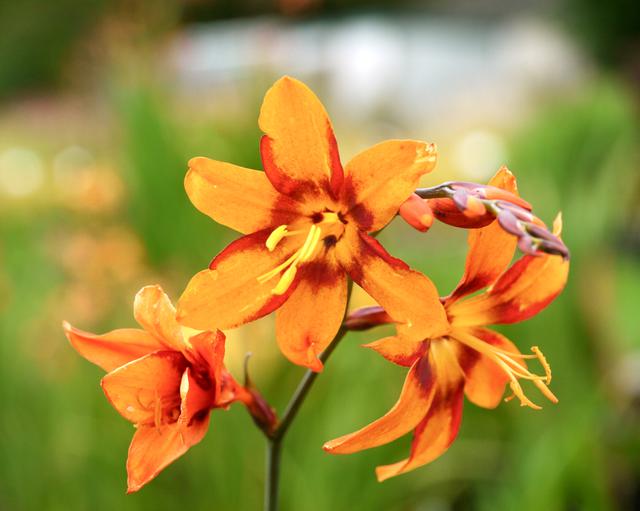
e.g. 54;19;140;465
266;225;288;251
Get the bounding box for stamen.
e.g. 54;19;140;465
266;225;289;251
257;224;323;295
273;265;297;295
452;329;557;410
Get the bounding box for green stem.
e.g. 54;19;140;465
263;327;348;511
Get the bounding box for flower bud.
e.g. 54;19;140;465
399;194;434;232
344;306;393;331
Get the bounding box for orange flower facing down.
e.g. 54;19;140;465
177;76;446;371
324;168;569;481
64;285;252;493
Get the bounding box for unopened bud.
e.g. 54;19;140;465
240;354;278;436
399;194;434;232
463;196;487;218
344;306;393;331
428;198;494;228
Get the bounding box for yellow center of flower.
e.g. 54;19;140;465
258;212;344;295
452;329;557;410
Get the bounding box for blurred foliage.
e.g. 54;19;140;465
0;0;107;98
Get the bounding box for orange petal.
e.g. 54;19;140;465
364;336;426;367
323;354;436;454
259;76;343;199
376;382;464;481
449;251;569;326
344;140;437;232
126;414;210;493
446;167;519;303
275;261;347;371
179;367;215;425
185;156;301;234
184;330;229;403
176;230;298;331
63;322;164;372
101;351;186;425
456;328;518;409
134;285;184;352
337;229;449;341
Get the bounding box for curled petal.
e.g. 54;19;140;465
324;354;436;454
185;157;300;234
134;285;184;352
345;140;437;232
259;76;343;200
177;230;298;331
275;261;347;371
337;229;449;341
63;322;164;372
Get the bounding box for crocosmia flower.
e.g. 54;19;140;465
324;168;569;481
64;285;252;492
177;76;444;371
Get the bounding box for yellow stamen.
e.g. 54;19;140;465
258;212;344;295
452;329;557;410
257;224;323;294
266;225;289;251
273;265;298;295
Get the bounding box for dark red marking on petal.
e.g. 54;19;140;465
209;229;271;270
326;121;344;199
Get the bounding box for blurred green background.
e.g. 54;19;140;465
1;1;639;510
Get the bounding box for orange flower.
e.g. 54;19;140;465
324;168;569;481
63;285;252;493
177;76;447;371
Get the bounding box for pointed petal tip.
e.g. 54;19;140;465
375;463;404;482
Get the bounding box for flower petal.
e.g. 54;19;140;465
275;261;347;371
363;336;426;367
259;76;343;199
323;354;436;454
344;140;437;232
126;413;210;493
101;351;186;425
337;229;449;341
456;328;518;409
446;167;519;302
375;381;464;481
176;230;298;331
134;285;184;352
63;322;164;372
448;251;569;326
184;330;226;390
185;156;300;234
179;367;214;425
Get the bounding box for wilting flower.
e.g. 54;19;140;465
177;76;444;371
63;285;261;492
324;168;569;481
